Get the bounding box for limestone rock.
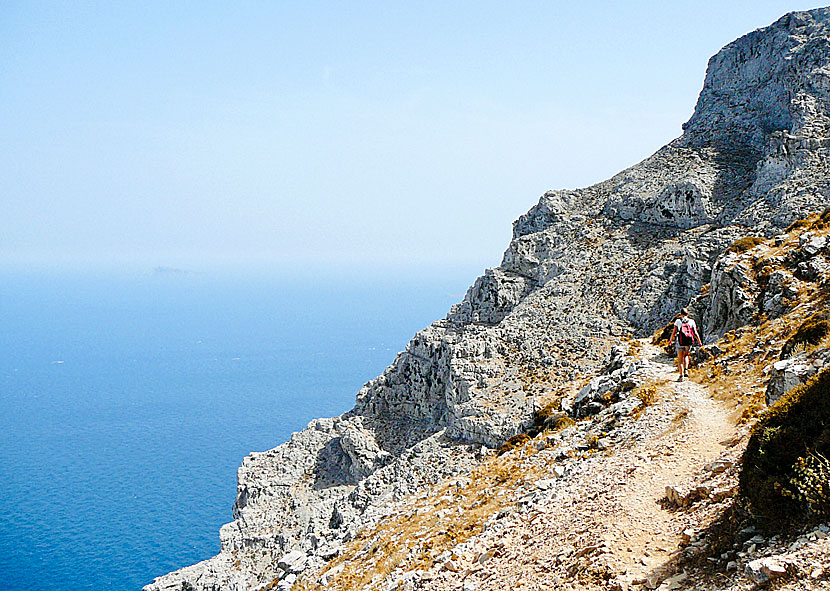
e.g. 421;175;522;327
277;550;307;574
336;417;391;480
145;9;830;591
745;557;787;583
766;357;816;405
704;459;734;474
703;253;758;341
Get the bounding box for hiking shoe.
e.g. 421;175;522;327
677;375;684;382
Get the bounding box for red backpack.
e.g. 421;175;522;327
678;318;695;346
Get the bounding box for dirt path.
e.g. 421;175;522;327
422;342;739;591
599;344;735;587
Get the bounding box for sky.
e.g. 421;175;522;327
1;1;826;272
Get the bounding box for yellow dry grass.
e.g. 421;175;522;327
297;446;539;591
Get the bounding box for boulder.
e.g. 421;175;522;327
745;557;787;584
277;550;307;574
766;358;815;405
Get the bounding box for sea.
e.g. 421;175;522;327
0;264;480;591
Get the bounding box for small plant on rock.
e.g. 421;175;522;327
634;384;659;407
787;219;811;232
780;310;830;358
584;434;600;449
787;452;830;516
725;236;765;255
553;416;575;431
498;433;530;456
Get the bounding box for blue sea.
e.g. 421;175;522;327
0;265;478;591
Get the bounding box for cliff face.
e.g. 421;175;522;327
146;9;830;591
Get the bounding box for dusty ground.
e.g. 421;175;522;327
418;343;741;591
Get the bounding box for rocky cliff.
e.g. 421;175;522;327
146;9;830;591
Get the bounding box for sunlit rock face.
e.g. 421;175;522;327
146;9;830;591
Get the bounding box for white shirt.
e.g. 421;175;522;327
674;316;698;332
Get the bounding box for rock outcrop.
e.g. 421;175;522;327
766;349;830;405
145;8;830;591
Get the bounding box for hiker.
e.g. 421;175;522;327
668;307;703;382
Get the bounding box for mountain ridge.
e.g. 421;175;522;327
145;8;830;591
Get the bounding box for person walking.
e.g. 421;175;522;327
668;307;703;381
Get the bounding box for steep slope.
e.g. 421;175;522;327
146;8;830;591
307;342;741;591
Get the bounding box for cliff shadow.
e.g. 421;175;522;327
311;437;356;490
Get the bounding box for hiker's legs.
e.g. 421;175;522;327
677;349;688;376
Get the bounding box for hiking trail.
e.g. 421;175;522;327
423;340;738;591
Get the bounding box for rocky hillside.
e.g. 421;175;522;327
146;8;830;591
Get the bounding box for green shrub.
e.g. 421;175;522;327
740;368;830;524
788;452;830;516
725;236;765;255
780;310;830;359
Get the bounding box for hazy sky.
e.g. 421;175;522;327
1;2;824;271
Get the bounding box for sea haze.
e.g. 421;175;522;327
0;265;478;590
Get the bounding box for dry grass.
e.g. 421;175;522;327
725;236;766;255
498;433;531;456
300;452;538;591
785;207;830;234
696;323;783;424
693;285;830;425
625;379;669;420
627;338;645;358
553;416;575;430
652;321;676;346
781;310;830;358
673;407;692;424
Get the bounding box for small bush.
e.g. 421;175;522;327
725;236;765;255
780;310;830;359
634;385;659;406
533;399;576;433
554;416;575;430
784;209;830;233
787;452;830;516
498;433;530;456
534;401;563;426
786;218;812;233
740;368;830;524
